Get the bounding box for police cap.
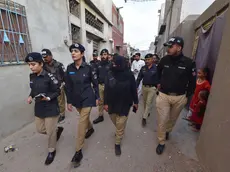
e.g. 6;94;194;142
145;53;153;59
163;36;184;48
25;52;43;63
69;43;85;53
41;49;52;57
100;49;109;55
93;49;98;57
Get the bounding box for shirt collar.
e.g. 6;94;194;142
38;69;47;76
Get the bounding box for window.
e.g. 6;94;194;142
85;9;104;33
71;24;80;44
69;0;80;18
0;0;32;65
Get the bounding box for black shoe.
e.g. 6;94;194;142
57;127;64;141
142;118;146;127
71;150;83;168
58;115;65;124
115;144;121;156
45;151;56;165
156;144;165;155
93;116;104;124
166;132;169;140
85;128;95;139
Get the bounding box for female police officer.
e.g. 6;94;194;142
25;52;63;165
65;43;100;167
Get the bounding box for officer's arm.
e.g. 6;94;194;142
130;74;139;104
29;74;34;98
90;66;100;100
59;63;65;83
157;58;164;82
47;75;61;100
187;61;197;97
104;75;109;105
64;67;73;104
136;67;144;88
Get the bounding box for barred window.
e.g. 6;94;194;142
0;0;32;66
71;24;80;44
85;9;104;33
69;0;80;18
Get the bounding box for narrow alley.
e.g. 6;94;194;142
0;100;203;172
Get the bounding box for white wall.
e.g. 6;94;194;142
180;0;215;22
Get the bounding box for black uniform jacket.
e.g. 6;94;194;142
29;70;60;118
65;62;99;108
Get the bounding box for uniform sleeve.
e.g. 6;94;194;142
157;58;164;83
29;74;34;98
59;63;65;83
47;75;61;100
136;67;144;88
90;66;100;100
64;67;73;104
130;73;138;104
104;75;109;105
187;61;197;97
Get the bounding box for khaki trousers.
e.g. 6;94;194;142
110;114;128;145
35;116;59;152
156;92;187;145
98;84;104;116
76;107;92;151
58;86;66;116
142;86;156;119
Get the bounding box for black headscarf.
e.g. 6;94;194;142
111;55;131;81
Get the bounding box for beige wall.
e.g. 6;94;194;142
195;0;230;171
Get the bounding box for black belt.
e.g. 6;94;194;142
143;84;156;88
160;90;185;96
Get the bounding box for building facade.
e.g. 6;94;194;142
0;0;113;140
112;3;124;55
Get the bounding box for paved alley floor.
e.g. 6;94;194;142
0;100;204;172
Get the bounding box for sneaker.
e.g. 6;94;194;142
58;115;65;124
115;144;121;156
45;151;56;165
156;144;165;155
71;150;83;168
57;127;64;141
85;128;95;139
93;116;104;124
142;118;146;127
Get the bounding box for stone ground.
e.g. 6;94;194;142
0;99;205;172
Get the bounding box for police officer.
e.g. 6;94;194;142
136;53;158;127
41;49;66;124
90;49;100;68
153;54;160;65
93;49;111;124
25;52;63;165
65;43;100;167
156;36;196;155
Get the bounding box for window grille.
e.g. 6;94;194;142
71;24;80;44
0;0;32;65
85;9;104;33
69;0;80;18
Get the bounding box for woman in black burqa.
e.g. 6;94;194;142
104;55;138;156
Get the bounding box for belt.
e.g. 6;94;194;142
143;84;156;88
161;90;185;96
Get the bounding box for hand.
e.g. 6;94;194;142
104;105;108;112
96;99;100;106
27;96;32;104
41;96;50;101
157;84;161;90
133;104;138;111
67;104;73;112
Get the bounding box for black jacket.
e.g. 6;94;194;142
29;70;60;118
65;62;99;108
104;70;138;116
157;54;196;96
97;60;111;84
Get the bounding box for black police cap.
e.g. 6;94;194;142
93;49;98;56
25;52;43;63
41;49;52;57
69;43;85;53
145;53;154;59
163;36;184;48
100;49;109;55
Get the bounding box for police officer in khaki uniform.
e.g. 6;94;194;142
25;52;63;165
93;49;111;124
156;37;196;155
42;49;66;124
136;53;158;127
65;43;99;167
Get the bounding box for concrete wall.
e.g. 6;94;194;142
0;0;72;141
195;0;230;171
